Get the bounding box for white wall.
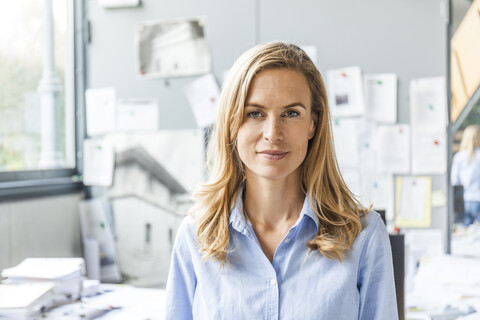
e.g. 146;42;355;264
0;193;83;272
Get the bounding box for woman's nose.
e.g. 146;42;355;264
263;117;282;142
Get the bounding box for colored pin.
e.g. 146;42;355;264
96;145;102;150
434;140;439;146
341;72;347;77
365;143;370;149
100;222;105;229
377;80;383;85
210;97;216;103
428;104;433;110
334;119;339;126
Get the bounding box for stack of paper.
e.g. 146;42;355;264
0;282;54;319
1;258;85;304
406;254;480;319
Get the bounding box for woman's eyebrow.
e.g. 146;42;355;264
283;102;306;110
244;102;306;109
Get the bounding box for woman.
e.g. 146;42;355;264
165;42;397;319
452;125;480;226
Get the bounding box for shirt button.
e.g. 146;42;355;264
270;279;277;286
284;238;290;244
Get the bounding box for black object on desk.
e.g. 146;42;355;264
453;185;464;224
376;209;405;320
389;234;405;320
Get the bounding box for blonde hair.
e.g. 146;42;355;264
190;42;367;265
460;125;480;161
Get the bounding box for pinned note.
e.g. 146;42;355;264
326;66;365;117
411;130;446;174
395;176;432;228
409;77;447;131
85;87;116;137
116;99;159;132
83;139;115;187
137;18;211;78
341;168;362;198
364;74;397;123
184;73;220;128
332;117;361;168
376;124;410;174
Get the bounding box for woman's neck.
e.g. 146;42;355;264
243;174;305;230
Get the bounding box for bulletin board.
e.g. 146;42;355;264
87;0;448;229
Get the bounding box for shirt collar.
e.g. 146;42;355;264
229;184;248;232
229;184;320;232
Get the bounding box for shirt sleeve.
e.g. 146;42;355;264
165;217;197;320
357;214;398;320
451;153;461;186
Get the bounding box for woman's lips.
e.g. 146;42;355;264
258;150;289;160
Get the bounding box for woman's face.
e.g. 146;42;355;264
237;68;316;182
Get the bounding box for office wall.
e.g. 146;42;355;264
88;0;448;235
87;0;257;129
0;193;83;271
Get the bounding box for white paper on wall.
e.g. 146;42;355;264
85;87;116;137
409;77;447;131
364;73;397;123
411;130;447;174
341;167;362;199
395;176;432;228
357;119;377;156
376;124;410;175
356;122;394;219
326;66;365;117
332;117;361;168
83;138;115;187
431;190;446;207
362;173;393;210
137;18;211;78
116;99;159;132
184;73;220;128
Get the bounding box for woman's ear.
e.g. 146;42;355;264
308;112;318;140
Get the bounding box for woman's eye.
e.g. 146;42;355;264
285;110;299;117
247;111;262;118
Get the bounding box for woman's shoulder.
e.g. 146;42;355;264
349;210;391;263
354;210;388;249
361;210;385;235
174;215;199;250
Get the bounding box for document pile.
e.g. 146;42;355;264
1;258;85;304
0;282;54;319
406;254;480;319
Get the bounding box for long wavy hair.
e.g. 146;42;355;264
460;125;480;162
190;42;367;265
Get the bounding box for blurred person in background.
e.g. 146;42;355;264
452;125;480;226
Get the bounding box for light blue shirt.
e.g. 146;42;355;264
451;148;480;202
165;187;398;320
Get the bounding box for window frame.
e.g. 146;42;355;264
0;0;87;201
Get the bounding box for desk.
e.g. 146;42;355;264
42;284;166;319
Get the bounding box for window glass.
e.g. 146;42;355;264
0;0;74;172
